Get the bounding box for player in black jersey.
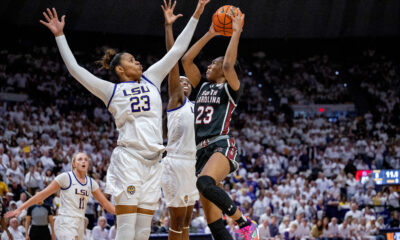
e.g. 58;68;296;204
182;10;259;240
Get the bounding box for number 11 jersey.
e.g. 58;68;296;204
55;171;99;218
194;81;243;145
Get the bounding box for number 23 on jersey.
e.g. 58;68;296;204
196;106;214;124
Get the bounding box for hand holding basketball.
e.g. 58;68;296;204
231;10;245;33
212;5;244;37
39;8;65;37
161;0;183;26
208;23;220;37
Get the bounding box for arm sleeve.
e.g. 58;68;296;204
143;17;199;90
54;172;70;189
55;35;115;105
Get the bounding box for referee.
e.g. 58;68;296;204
25;200;55;240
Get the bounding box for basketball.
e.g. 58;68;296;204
212;5;244;37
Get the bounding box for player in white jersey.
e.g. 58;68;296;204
39;4;209;239
160;1;199;239
5;152;115;240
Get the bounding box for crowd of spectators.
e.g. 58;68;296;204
0;40;399;240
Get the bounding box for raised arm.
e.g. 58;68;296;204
40;8;114;105
162;0;185;108
144;0;210;90
181;24;219;88
5;180;60;219
222;11;244;91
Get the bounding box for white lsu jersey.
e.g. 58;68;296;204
107;76;164;161
55;171;99;218
166;97;196;160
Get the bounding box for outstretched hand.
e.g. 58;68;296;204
161;0;183;26
39;8;65;37
193;0;211;19
4;209;22;219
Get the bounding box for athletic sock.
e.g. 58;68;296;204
236;216;251;228
208;218;233;240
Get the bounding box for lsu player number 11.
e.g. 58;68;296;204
5;152;116;240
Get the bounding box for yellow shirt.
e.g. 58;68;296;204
0;181;9;196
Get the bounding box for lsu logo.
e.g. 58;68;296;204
127;185;136;195
184;195;189;204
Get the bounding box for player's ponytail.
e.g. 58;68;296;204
97;49;118;71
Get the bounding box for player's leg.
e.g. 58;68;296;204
182;205;194;240
167;207;186;240
134;207;155;240
197;152;246;224
114;192;138;240
200;193;233;240
135;163;162;240
54;216;80;240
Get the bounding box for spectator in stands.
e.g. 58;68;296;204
311;219;323;239
388;187;400;211
344;203;362;220
1;217;24;240
0;176;8;197
91;216;109;240
24;165;42;195
268;215;280;238
257;217;270;240
389;211;400;228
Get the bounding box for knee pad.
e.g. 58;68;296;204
196;175;216;194
196;176;237;216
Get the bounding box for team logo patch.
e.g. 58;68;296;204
184;195;189;203
127;185;136;195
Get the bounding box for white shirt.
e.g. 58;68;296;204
91;226;109;240
1;227;24;240
166;98;196;160
24;171;42;188
55;171;99;218
258;224;270;240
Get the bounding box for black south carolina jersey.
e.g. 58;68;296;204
194;81;243;145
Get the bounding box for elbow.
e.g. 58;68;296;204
182;54;191;65
223;62;234;72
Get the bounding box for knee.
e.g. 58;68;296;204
196;175;216;194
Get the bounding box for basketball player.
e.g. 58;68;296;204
161;1;199;239
38;3;209;239
181;11;259;240
5;152;115;240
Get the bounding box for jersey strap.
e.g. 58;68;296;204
89;177;93;192
60;172;72;190
142;75;161;94
167;97;187;112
